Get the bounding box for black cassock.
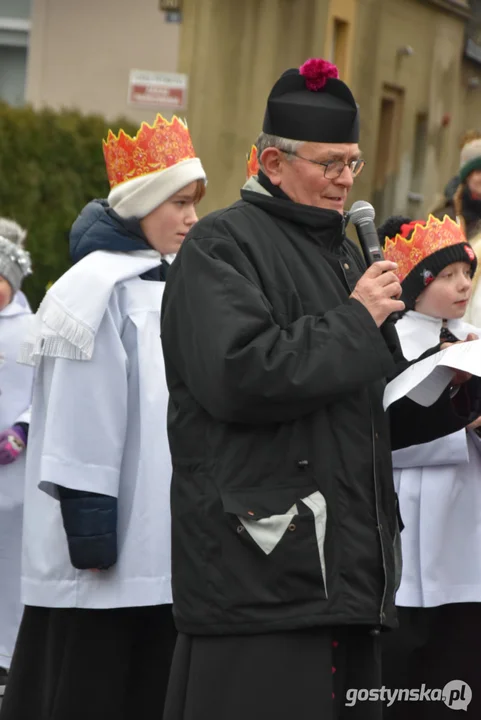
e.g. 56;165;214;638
165;626;383;720
0;604;176;720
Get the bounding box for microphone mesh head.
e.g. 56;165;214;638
349;200;375;225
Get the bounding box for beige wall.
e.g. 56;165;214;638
26;0;180;124
461;60;481;137
324;0;358;83
349;0;469;220
179;0;481;222
179;0;329;215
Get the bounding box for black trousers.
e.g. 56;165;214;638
382;604;481;719
163;625;383;720
0;604;177;720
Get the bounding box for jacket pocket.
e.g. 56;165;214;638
221;485;328;598
222;485;301;555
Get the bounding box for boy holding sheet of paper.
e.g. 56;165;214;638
380;214;481;719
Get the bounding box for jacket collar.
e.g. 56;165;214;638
241;177;347;252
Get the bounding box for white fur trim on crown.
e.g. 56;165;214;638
107;157;206;219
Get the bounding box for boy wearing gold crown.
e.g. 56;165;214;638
380;215;481;719
0;115;206;720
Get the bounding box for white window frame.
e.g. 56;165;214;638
0;18;31;32
0;17;30;48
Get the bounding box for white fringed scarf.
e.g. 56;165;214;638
19;249;162;366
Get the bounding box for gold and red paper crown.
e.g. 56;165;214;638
103;114;196;189
384;215;468;284
246;145;260;179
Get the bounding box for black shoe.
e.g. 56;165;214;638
0;666;7;697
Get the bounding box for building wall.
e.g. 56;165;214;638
25;0;180;125
0;0;31;106
0;0;31;20
461;59;481;139
180;0;480;221
0;46;28;105
22;0;481;220
178;0;331;214
323;0;358;83
349;0;470;221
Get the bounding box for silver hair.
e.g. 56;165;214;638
0;218;27;248
255;132;304;171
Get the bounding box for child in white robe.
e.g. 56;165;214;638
0;115;206;720
0;220;33;694
380;214;481;720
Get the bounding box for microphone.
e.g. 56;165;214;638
348;200;401;323
349;200;384;265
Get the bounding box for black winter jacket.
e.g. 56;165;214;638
161;188;473;636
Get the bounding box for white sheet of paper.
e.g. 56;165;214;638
383;339;481;410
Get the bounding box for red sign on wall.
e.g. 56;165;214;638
128;70;188;110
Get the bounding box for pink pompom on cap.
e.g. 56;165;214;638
299;58;339;91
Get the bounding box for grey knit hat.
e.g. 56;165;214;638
459;139;481;183
0;219;32;296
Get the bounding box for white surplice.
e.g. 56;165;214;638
20;250;173;609
0;293;34;667
393;310;481;607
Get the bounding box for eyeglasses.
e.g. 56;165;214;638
280;150;365;179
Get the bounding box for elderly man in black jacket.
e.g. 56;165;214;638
160;59;477;720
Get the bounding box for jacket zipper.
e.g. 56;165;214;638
370;407;387;626
343;212;387;623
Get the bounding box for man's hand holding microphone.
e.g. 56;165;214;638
350;261;405;327
347;201;404;327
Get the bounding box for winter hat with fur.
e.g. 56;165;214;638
0;218;32;295
459;139;481;184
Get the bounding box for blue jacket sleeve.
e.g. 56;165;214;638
57;486;117;570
